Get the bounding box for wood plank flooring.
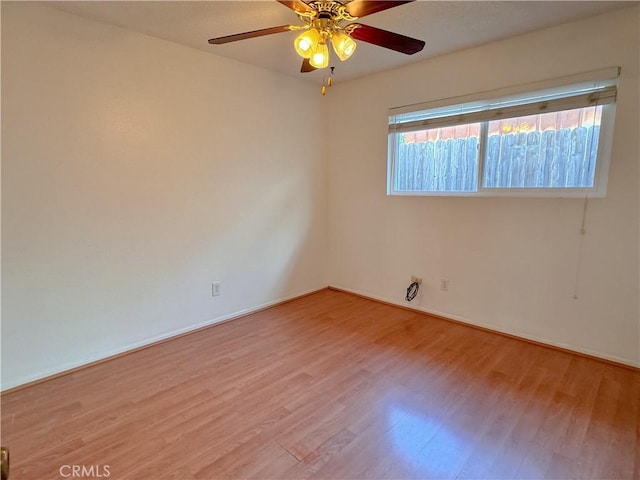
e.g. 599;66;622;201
2;289;638;479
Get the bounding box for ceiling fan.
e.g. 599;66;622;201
207;0;425;74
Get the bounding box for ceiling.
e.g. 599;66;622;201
49;1;632;83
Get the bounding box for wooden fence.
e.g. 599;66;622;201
395;126;599;192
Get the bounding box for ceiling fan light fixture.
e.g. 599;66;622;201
309;40;329;69
207;0;426;78
331;31;357;61
294;28;320;59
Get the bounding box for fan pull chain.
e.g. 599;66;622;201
321;67;335;95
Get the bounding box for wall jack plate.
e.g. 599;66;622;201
212;282;222;296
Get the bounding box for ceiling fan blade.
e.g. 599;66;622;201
277;0;315;15
348;24;425;54
208;25;293;44
300;58;317;73
344;0;415;18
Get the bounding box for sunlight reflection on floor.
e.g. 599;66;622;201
387;404;466;478
385;402;542;479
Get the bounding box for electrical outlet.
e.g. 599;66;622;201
411;275;423;285
440;279;449;292
212;282;221;296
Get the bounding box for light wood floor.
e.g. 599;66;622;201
2;289;639;479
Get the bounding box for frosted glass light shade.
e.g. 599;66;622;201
294;28;320;59
331;31;357;61
309;41;329;68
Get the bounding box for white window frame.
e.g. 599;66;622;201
387;68;620;198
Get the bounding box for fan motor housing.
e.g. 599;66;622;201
309;1;357;21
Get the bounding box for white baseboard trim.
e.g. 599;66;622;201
4;284;637;392
1;286;328;393
329;284;640;369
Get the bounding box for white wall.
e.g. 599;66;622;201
327;6;640;366
1;3;328;390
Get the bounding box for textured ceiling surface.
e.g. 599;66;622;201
49;1;631;83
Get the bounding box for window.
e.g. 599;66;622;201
388;71;618;197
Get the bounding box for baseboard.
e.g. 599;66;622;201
4;284;636;394
1;286;329;395
328;285;640;371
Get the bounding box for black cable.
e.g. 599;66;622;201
406;281;419;302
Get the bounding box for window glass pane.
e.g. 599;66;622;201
395;123;480;192
482;105;602;188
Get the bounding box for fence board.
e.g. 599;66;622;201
396;126;598;192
